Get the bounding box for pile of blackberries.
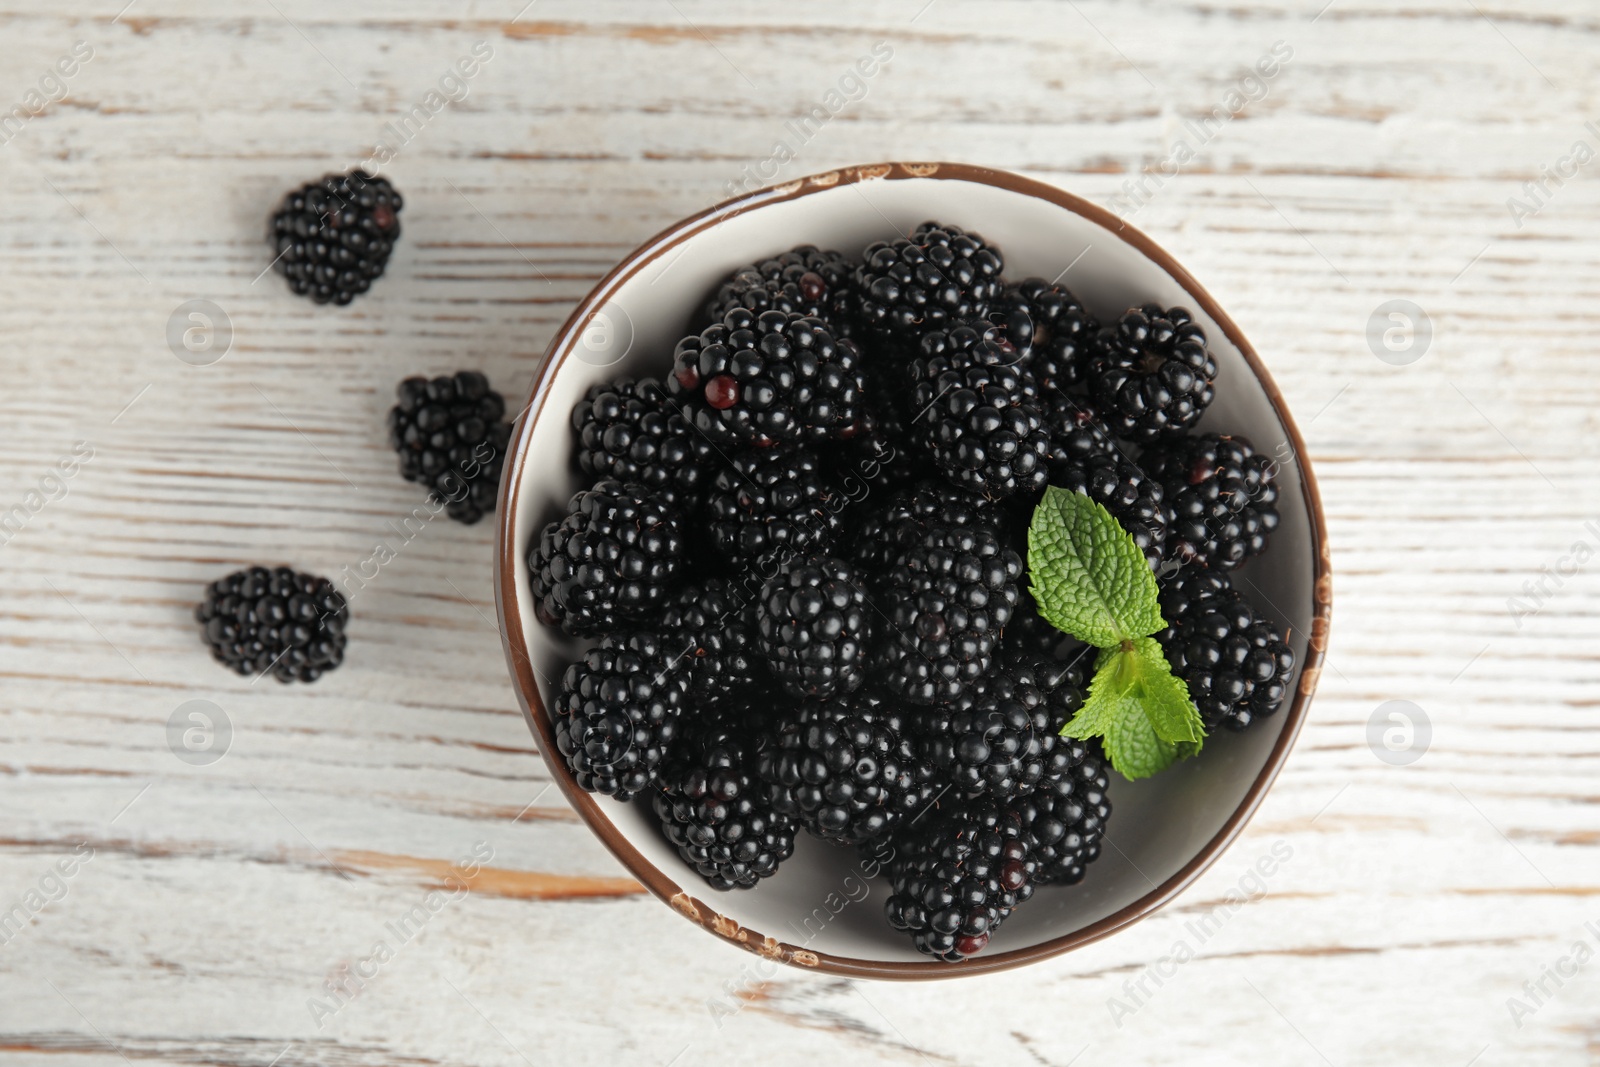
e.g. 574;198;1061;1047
533;224;1295;962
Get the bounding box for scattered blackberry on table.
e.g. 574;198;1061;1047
1156;568;1295;731
884;795;1036;961
1048;452;1169;571
571;377;714;510
1089;304;1216;442
388;371;511;525
758;695;935;845
529;480;684;637
670;308;864;446
1016;740;1112;885
1142;432;1280;570
270;170;401;305
659;579;763;705
993;278;1096;396
554;631;691;802
910;322;1049;500
704;245;856;327
876;521;1023;705
707;447;841;566
196;566;348;683
653;701;797;890
756;557;873;700
855;222;1005;338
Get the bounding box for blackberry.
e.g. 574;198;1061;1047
1048;453;1168;570
854;221;1004;338
388;371;512;525
704;245;856;326
992;278;1096;396
659;579;763;705
876;521;1023;705
529;481;684;637
707;448;841;566
1142;433;1280;570
884;795;1036;961
757;557;873;700
758;695;935;845
670;308;864;446
270;170;401;305
195;566;348;683
1156;568;1295;732
1089;304;1217;441
571;377;714;510
553;631;690;802
917;658;1086;800
1039;394;1119;469
653;702;798;890
847;479;997;572
1016;740;1112;885
1002;586;1067;659
910;322;1049;499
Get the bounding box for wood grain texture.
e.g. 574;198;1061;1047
1;1;1598;1064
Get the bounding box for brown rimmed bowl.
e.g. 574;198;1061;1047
494;162;1331;980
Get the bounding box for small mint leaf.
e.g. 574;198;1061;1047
1060;638;1206;781
1027;487;1165;649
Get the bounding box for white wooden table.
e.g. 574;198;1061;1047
3;2;1598;1064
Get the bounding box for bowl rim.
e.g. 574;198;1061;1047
494;161;1333;980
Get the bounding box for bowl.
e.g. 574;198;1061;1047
494;161;1331;979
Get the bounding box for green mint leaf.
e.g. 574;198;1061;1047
1062;638;1206;780
1027;486;1165;648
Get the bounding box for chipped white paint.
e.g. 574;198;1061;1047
1;2;1598;1065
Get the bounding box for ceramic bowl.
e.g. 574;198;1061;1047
495;161;1331;979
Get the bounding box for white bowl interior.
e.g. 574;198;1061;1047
509;173;1314;966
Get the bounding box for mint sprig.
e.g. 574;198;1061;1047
1027;487;1205;780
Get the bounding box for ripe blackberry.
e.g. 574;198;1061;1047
553;631;690;802
1156;568;1295;732
757;557;873;700
659;579;763;705
847;479;998;572
1142;433;1281;570
571;377;714;510
1048;453;1168;570
910;322;1049;499
707;448;841;566
917;657;1087;799
670;309;864;446
196;566;348;683
1016;740;1112;886
855;221;1004;338
1039;394;1119;469
876;521;1023;705
653;702;798;890
758;695;935;845
704;245;856;326
884;795;1036;961
388;371;512;525
992;278;1096;396
270;170;401;305
529;481;684;637
1089;304;1217;441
